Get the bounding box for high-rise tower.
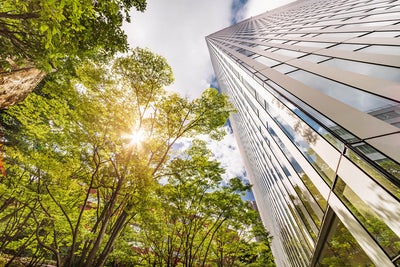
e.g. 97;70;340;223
206;0;400;266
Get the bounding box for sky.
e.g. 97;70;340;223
123;0;295;185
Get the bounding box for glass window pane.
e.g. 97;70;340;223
265;80;361;145
295;41;331;48
288;70;400;127
274;48;306;58
345;148;400;200
316;32;363;38
334;177;400;258
273;64;298;74
359;45;400;55
331;43;367;51
300;54;330;63
322;58;400;83
254;56;280;67
317;217;375;266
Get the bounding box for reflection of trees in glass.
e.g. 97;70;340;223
289;194;317;241
293;185;322;228
292;120;319;145
334;178;400;258
287;203;314;251
307;148;335;185
281;227;310;266
319;128;345;151
301;173;327;210
271;97;319;146
346;149;400;200
272;98;336;186
318;218;374;267
377;158;400;183
353;143;400;182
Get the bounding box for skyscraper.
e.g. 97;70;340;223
206;0;400;266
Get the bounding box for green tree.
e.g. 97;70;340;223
0;48;233;267
0;0;146;71
132;140;274;267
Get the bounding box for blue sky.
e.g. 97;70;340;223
122;0;295;185
123;0;295;98
231;0;249;24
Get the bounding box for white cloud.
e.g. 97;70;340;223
122;0;296;98
123;0;232;99
206;127;246;182
174;127;246;182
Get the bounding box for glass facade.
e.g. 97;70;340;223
206;0;400;266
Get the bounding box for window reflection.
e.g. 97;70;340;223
323;58;400;83
359;45;400;55
334;177;400;258
295;41;331;48
293;184;322;228
254;55;280;67
331;43;367;51
300;54;330;63
267;126;328;210
273;48;305;58
317;216;374;266
288;70;400;127
265;80;361;146
346;146;400;199
273;63;298;74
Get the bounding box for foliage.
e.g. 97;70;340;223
0;48;235;267
0;0;146;71
319;220;374;266
127;141;275;267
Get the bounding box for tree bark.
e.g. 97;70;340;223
0;62;46;108
82;176;124;267
94;210;129;267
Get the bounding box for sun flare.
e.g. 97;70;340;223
123;129;146;147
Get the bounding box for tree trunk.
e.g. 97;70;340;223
0;61;46;108
94;210;129;267
82;177;124;267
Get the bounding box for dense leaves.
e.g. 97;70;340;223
0;48;273;267
130;141;275;267
0;0;146;71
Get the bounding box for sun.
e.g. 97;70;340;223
123;128;146;147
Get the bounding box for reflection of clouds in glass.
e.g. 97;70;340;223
323;58;400;83
288;70;398;113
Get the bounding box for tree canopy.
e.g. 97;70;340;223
0;0;146;71
0;48;275;267
129;140;275;267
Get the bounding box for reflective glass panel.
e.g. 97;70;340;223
346;147;400;199
334;177;400;258
300;54;330;63
273;64;298;74
288;70;400;126
295;41;331;48
254;56;280;67
274;48;306;58
323;58;400;83
317;217;374;266
359;45;400;55
331;43;367;51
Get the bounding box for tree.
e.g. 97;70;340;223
132;140;274;267
0;48;233;267
0;0;146;71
